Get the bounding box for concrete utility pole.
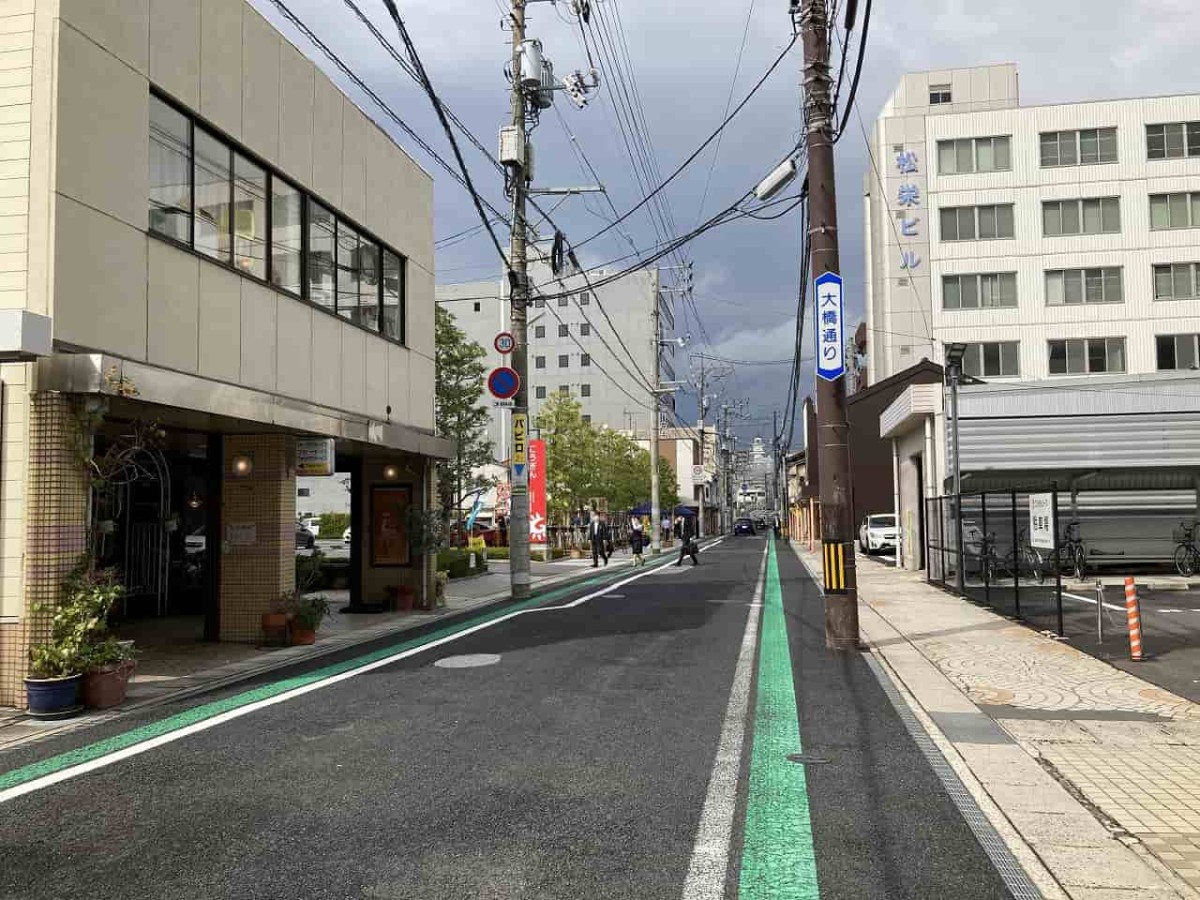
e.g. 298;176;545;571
507;0;531;600
800;0;859;650
649;272;662;555
696;355;706;540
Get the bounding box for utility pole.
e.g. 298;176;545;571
800;0;859;650
696;355;706;540
506;0;531;600
649;270;662;555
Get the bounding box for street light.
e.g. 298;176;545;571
944;342;967;595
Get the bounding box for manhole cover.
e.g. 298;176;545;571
434;654;501;668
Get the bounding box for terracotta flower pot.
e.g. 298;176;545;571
261;611;289;645
82;660;136;710
397;586;416;611
24;674;82;718
290;626;316;646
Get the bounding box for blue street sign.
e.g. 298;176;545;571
814;271;845;382
488;366;520;400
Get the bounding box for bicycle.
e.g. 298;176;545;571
1004;527;1045;585
1173;521;1200;577
1056;521;1087;581
978;532;1010;584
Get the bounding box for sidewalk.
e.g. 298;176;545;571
0;555;640;756
793;541;1200;900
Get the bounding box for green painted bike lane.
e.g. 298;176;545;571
739;539;820;899
0;558;670;795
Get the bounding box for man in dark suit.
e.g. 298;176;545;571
675;515;700;566
589;511;609;568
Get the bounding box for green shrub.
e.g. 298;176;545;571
318;512;351;539
437;548;488;579
486;545;509;560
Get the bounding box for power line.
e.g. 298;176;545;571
835;0;872;141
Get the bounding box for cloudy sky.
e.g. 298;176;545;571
254;0;1199;449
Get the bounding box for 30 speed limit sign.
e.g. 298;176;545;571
494;332;515;354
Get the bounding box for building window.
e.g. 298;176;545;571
535;298;545;308
473;302;480;312
1157;334;1200;371
580;353;590;367
536;386;547;399
1042;197;1120;236
582;414;592;424
150;92;407;345
581;384;591;397
929;84;951;105
939;204;1014;241
942;273;1017;310
962;342;1019;378
1048;337;1126;375
558;354;569;368
580;291;591;305
534;325;545;338
558;297;568;307
148;95;191;243
580;322;591;336
936;136;1011;174
535;355;546;369
558;324;569;337
1150;192;1200;230
559;385;569;394
1153;262;1200;301
1046;267;1123;305
1147;122;1200;160
297;487;311;498
1040;128;1118;167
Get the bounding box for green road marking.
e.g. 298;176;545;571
739;540;820;899
0;561;657;793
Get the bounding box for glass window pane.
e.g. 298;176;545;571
1175;264;1193;299
1059;132;1077;166
976;138;994;172
580;323;590;336
1154;265;1174;299
994;136;1010;170
1082;199;1102;234
979;274;996;307
997;204;1014;238
1079;129;1099;164
938;141;956;174
148;96;191;242
231;154;266;278
1049;341;1067;374
1104;268;1122;302
1000;273;1016;306
270;179;302;294
1000;342;1019;376
381;250;403;341
1148;125;1166;159
940;208;957;240
1046;271;1064;305
1064;270;1083;304
307;202;335;312
982;342;1001;376
193;129;231;262
1188;123;1200;157
960;275;979;308
1040;133;1059;167
1192;193;1200;228
1178;335;1198;370
962;345;982;378
1087;339;1107;372
943;276;960;309
1085;268;1104;302
1043;202;1062;236
558;324;568;337
1151;195;1170;229
1106;337;1125;373
1166;123;1185;157
956;140;973;173
958;207;976;240
1099;128;1118;163
1061;200;1081;234
1157;335;1177;369
1169;193;1188;228
978;205;996;239
1102;197;1120;232
558;355;568;367
1067;339;1086;373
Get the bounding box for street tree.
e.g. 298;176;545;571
539;392;596;523
435;306;494;541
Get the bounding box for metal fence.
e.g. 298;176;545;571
926;488;1065;636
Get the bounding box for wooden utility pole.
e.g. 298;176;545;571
507;0;531;599
800;0;859;649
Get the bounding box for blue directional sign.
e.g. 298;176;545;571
814;271;845;382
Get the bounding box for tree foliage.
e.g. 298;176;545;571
538;392;680;523
434;307;494;520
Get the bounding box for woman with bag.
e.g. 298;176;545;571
630;516;645;567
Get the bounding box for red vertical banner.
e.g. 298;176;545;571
529;438;547;545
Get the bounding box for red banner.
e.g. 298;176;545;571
529;438;547;545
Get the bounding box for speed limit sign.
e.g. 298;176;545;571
494;332;515;354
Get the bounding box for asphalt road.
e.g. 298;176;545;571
0;537;1013;899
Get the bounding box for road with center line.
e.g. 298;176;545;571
0;537;1017;899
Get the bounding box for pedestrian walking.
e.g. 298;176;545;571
630;516;645;567
675;515;700;567
589;511;610;568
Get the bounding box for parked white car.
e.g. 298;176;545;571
858;514;897;555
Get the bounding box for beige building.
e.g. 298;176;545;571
0;0;450;706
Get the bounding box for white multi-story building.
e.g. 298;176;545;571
866;64;1200;384
436;259;675;461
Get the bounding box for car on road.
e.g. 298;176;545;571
858;514;897;555
734;517;756;536
343;527;351;544
296;524;315;550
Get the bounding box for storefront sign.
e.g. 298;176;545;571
226;523;257;547
371;485;411;566
296;438;335;477
1029;493;1055;550
512;413;528;482
529;438;547;545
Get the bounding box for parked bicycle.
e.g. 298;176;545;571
1004;527;1045;585
1056;521;1087;581
1173;521;1200;577
978;532;1010;584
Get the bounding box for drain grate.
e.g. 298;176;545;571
864;654;1044;900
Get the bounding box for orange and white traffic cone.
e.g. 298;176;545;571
1124;576;1144;661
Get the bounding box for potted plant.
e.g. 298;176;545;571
435;571;449;606
25;642;84;718
261;594;290;646
287;593;331;645
80;637;137;709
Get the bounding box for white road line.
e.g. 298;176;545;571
1;547;722;806
680;541;768;900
